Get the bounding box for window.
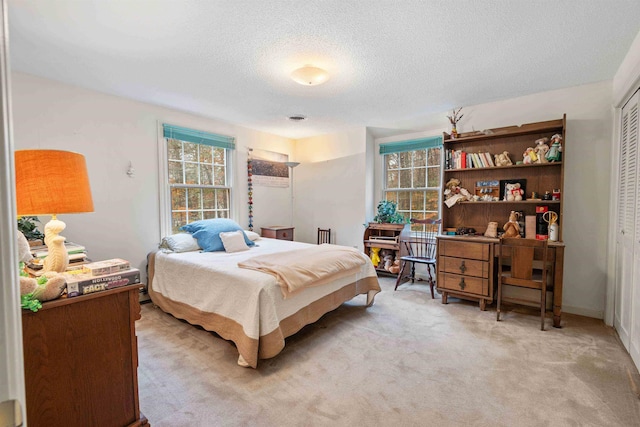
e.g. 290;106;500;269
162;124;235;234
380;136;442;228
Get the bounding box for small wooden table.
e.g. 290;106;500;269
261;226;294;241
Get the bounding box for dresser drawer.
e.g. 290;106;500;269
439;272;488;296
440;256;489;278
439;240;489;261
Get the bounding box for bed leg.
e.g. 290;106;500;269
366;290;377;307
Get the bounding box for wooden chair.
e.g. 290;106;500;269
394;218;442;298
496;237;552;330
317;228;331;244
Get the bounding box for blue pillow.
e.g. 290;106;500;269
180;219;255;252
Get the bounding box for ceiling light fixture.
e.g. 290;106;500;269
291;65;330;86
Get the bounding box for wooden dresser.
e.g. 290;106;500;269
22;284;148;427
437;236;494;310
261;226;294;241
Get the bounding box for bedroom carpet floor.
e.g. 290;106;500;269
137;277;640;427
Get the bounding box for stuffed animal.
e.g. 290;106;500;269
17;230;67;310
534;138;549;163
504;183;523;201
522;147;536;164
20;272;67;302
503;211;521;238
444;178;473;207
389;259;401;274
383;254;394;271
370;247;381;267
494;151;513;166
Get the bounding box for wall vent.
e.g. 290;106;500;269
287;115;307;121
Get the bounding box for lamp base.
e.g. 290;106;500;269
43;217;69;273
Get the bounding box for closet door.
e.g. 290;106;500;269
615;89;639;363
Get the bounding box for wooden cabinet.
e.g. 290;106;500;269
437;236;494;310
261;226;294;241
22;284;148;427
442;116;566;239
363;222;405;275
438;116;566;313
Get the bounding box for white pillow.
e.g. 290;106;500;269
159;233;201;253
220;230;250;253
244;230;261;241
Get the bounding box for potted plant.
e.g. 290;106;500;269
373;200;405;224
17;216;45;245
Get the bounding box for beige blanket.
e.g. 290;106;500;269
238;244;367;298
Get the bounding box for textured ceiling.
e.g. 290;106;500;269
8;0;640;139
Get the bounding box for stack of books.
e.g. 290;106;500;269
25;242;90;276
63;258;140;298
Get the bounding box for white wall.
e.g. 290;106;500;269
12;71;615;319
293;128;369;248
11;72;294;282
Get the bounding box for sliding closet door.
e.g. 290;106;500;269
615;89;639;364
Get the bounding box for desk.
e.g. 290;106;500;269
436;235;565;328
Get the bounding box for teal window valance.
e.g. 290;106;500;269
162;124;236;150
379;135;442;155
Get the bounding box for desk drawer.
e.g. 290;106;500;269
440;256;489;278
439;240;489;261
439;272;488;296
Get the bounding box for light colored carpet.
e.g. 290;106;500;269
137;278;640;426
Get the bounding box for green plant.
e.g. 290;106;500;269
373;200;406;224
17;216;44;241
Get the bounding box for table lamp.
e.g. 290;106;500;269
15;149;94;273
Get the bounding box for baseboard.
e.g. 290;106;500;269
561;305;604;319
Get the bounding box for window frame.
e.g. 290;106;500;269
379;137;442;231
158;123;235;237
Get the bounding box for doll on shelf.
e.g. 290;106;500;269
546;134;563;162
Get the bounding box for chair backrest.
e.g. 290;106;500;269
403;218;441;259
498;237;548;285
317;228;331;244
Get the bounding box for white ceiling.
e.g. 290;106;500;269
8;0;640;139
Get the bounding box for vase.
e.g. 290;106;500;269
451;126;458;139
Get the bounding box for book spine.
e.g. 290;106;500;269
66;269;140;298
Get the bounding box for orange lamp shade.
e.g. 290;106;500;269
15;149;94;216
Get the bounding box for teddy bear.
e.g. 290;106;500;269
504;183;523;201
444;178;473;208
18;230;67;309
494;151;513;166
388;259;401;274
502;211;521;238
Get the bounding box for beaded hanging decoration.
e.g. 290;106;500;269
247;149;254;231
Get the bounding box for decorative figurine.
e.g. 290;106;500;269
546;134;563;162
447;107;464;138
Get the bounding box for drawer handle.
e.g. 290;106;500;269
459;260;466;273
459;278;466;290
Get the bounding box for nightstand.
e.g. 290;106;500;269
261;226;294;241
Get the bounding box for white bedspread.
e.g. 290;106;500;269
151;238;378;349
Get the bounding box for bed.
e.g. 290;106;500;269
147;233;380;368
